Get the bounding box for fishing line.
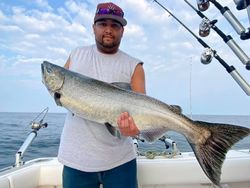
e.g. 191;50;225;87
153;0;250;96
189;56;193;119
154;0;202;43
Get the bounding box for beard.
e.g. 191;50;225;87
95;36;121;53
100;36;120;48
99;40;115;48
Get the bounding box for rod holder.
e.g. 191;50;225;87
222;7;246;35
226;39;250;65
15;132;37;167
229;66;250;95
14;108;49;167
210;0;246;35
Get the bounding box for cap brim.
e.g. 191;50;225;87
94;15;127;26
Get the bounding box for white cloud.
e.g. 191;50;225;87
0;3;94;67
34;0;53;11
125;24;146;38
65;0;81;14
169;41;194;51
11;9;67;33
0;10;7;22
57;7;73;23
47;46;68;57
64;0;94;25
121;0;170;25
0;24;24;32
0;0;249;114
123;24;148;52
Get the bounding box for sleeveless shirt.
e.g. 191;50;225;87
58;45;142;172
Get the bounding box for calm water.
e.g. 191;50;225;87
0;112;249;169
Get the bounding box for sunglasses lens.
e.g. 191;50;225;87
97;8;124;17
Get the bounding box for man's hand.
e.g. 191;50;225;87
117;112;140;136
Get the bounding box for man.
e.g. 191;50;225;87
58;2;146;188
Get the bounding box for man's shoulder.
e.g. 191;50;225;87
73;45;94;52
118;49;142;63
70;45;95;57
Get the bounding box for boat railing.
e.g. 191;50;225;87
133;135;181;159
14;108;49;167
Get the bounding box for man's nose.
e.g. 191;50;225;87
104;25;113;33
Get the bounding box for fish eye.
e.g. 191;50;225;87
46;67;53;73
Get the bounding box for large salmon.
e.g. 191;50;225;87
41;61;250;186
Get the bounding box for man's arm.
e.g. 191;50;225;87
117;63;146;137
131;63;146;94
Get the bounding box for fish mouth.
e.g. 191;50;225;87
41;63;44;75
41;62;45;84
41;61;52;84
41;61;52;87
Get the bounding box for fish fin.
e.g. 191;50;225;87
189;121;250;186
140;127;168;143
105;122;121;139
111;82;132;91
169;105;182;114
54;92;62;106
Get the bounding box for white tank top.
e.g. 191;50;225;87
58;45;142;172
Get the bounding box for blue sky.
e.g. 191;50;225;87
0;0;249;115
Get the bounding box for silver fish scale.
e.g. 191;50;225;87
60;69;193;136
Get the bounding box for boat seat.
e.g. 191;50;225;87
0;177;10;188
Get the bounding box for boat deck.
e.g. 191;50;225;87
0;150;250;188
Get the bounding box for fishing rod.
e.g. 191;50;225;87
15;107;49;167
233;0;250;38
184;0;250;70
233;0;250;12
209;0;250;40
153;0;250;96
233;0;250;19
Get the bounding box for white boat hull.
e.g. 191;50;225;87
0;150;250;188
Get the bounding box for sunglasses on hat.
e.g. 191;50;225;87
96;8;124;17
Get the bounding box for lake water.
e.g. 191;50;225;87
0;112;249;169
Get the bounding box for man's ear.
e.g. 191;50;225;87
92;24;96;34
121;27;124;37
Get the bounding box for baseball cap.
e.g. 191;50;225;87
94;2;127;26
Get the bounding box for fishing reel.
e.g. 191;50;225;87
200;48;214;64
199;18;217;37
159;135;175;150
30;107;49;131
197;0;210;11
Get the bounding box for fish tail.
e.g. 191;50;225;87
189;120;250;186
